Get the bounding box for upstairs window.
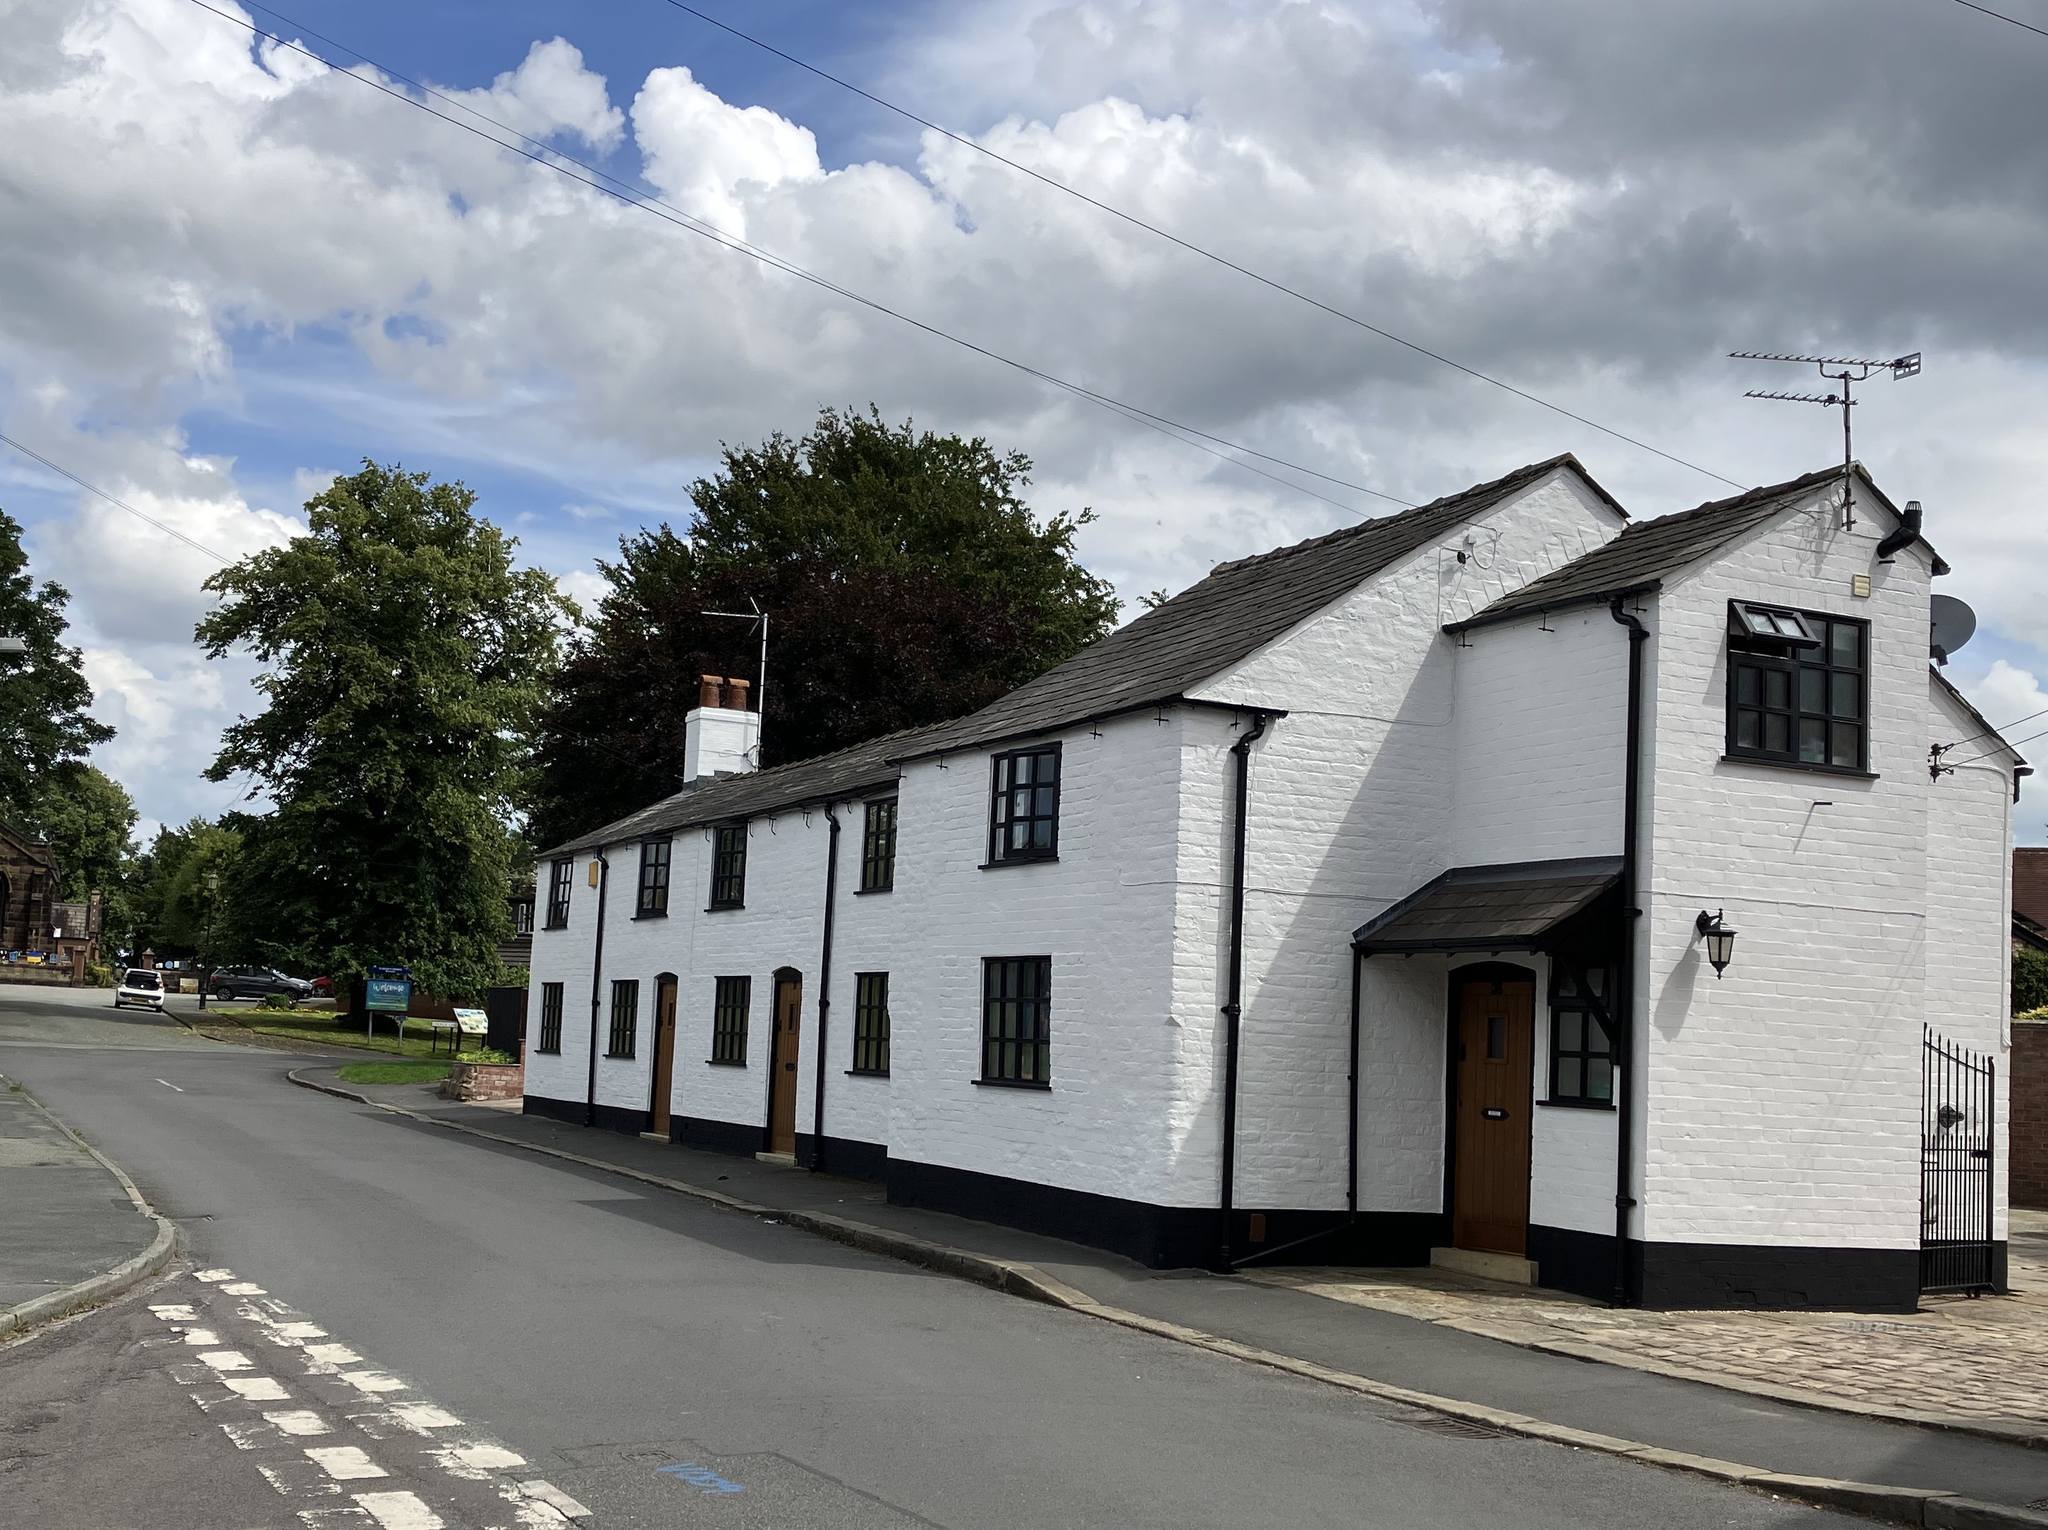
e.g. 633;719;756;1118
537;982;564;1053
988;745;1061;864
607;979;639;1058
1547;966;1614;1106
545;857;573;928
851;971;890;1075
512;898;535;936
709;823;748;910
711;975;750;1064
1726;603;1867;772
860;798;898;892
637;836;671;918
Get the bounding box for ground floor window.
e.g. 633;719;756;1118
711;975;750;1065
537;982;563;1053
851;971;889;1075
981;956;1050;1086
607;979;639;1058
1548;965;1614;1105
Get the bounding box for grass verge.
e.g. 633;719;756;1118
207;1009;444;1058
336;1059;450;1086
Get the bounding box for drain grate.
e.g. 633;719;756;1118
1381;1409;1509;1441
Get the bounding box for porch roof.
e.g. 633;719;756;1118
1352;856;1622;954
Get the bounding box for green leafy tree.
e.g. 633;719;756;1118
0;508;114;829
2016;944;2048;1016
530;406;1119;845
35;763;137;902
196;462;565;1003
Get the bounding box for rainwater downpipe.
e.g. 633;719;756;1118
1217;710;1271;1269
584;847;610;1128
1607;596;1647;1306
809;803;842;1173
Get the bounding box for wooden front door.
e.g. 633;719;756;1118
649;975;678;1136
1450;970;1535;1256
767;974;802;1155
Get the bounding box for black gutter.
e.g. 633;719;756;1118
1442;581;1662;638
888;699;1289;770
809;803;842;1172
1607;595;1648;1307
1217;710;1271;1269
584;849;610;1128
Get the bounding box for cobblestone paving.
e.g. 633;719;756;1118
1247;1210;2048;1436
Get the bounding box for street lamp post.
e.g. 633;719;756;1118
198;869;221;1010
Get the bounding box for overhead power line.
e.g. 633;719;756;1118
652;0;1747;493
0;431;233;565
194;0;1412;518
1950;0;2048;42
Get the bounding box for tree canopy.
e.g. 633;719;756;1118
125;817;241;958
196;462;565;998
0;508;114;832
529;407;1120;846
35;763;137;902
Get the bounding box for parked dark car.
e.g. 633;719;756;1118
209;966;313;1002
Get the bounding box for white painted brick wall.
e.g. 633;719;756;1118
1190;468;1629;1208
1636;481;1965;1249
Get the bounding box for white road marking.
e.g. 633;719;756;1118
226;1376;293;1401
341;1372;407;1394
430;1441;525;1479
183;1328;222;1346
221;1420;278;1450
266;1409;333;1437
353;1489;446;1529
387;1403;461;1432
150;1303;197;1321
222;1281;267;1295
298;1510;376;1526
305;1343;362;1366
195;1268;234;1282
307;1445;388;1481
276;1321;329;1339
200;1350;254;1371
155;1078;184;1091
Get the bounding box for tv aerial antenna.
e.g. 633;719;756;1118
701;596;768;768
1729;350;1921;529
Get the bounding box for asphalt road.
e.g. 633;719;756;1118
0;987;1864;1530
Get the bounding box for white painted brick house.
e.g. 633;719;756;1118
524;456;2024;1310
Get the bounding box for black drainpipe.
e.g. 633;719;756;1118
1217;710;1271;1269
810;803;842;1173
1347;945;1362;1217
584;848;610;1128
1607;596;1648;1306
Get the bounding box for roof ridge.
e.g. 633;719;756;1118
1209;453;1580;577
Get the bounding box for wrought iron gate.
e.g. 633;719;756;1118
1920;1026;1996;1295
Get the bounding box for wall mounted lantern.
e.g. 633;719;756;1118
1694;909;1737;978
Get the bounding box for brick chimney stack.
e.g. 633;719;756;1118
683;672;761;783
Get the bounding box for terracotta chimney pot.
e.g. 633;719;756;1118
698;674;725;709
724;677;752;712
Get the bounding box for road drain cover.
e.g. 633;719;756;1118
1382;1410;1509;1440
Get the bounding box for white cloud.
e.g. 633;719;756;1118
1959;659;2047;846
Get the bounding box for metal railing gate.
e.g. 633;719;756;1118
1920;1026;1996;1295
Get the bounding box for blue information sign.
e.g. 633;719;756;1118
365;966;412;1013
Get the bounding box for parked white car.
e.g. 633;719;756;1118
114;968;166;1010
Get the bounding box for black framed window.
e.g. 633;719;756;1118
512;898;534;936
1548;966;1614;1106
537;982;564;1053
711;975;750;1064
851;971;889;1075
709;823;748;909
1726;603;1867;771
988;745;1061;864
607;979;639;1058
860;798;898;892
636;836;671;918
981;956;1051;1086
545;857;573;928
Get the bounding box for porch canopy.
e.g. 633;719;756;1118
1352;856;1622;955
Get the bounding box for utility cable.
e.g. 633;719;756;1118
1944;719;2048;771
652;0;1747;493
1;431;234;565
196;0;1410;515
1950;0;2048;42
1937;701;2048;755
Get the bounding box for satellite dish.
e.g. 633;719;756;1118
1930;594;1976;666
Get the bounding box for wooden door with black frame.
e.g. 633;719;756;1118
767;972;803;1155
648;974;678;1137
1450;966;1535;1256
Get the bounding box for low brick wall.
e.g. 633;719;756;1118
2016;1018;2048;1210
444;1060;524;1102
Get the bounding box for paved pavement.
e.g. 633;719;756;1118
0;987;1875;1530
0;1080;159;1315
1250;1215;2048;1436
